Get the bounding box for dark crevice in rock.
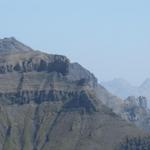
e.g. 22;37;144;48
2;125;12;150
33;106;41;150
40;109;63;150
63;91;97;113
17;73;24;92
6;126;11;137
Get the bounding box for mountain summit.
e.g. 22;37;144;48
0;37;33;53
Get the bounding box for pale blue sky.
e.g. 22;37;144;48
0;0;150;85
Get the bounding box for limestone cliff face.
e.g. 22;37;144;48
0;51;69;75
0;37;148;150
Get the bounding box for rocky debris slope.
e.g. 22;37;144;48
0;37;148;150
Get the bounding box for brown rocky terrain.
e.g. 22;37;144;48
0;37;148;150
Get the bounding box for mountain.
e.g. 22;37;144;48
101;78;137;99
101;78;150;103
101;79;150;132
139;78;150;101
120;96;150;131
0;37;148;150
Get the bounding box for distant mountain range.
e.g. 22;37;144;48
101;78;150;101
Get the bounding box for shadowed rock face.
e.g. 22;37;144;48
0;89;98;113
0;51;70;75
0;37;148;150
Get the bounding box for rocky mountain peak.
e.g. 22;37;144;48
0;37;71;75
0;37;99;106
0;37;33;53
125;96;148;109
0;37;98;89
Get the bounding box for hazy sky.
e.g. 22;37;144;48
0;0;150;85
